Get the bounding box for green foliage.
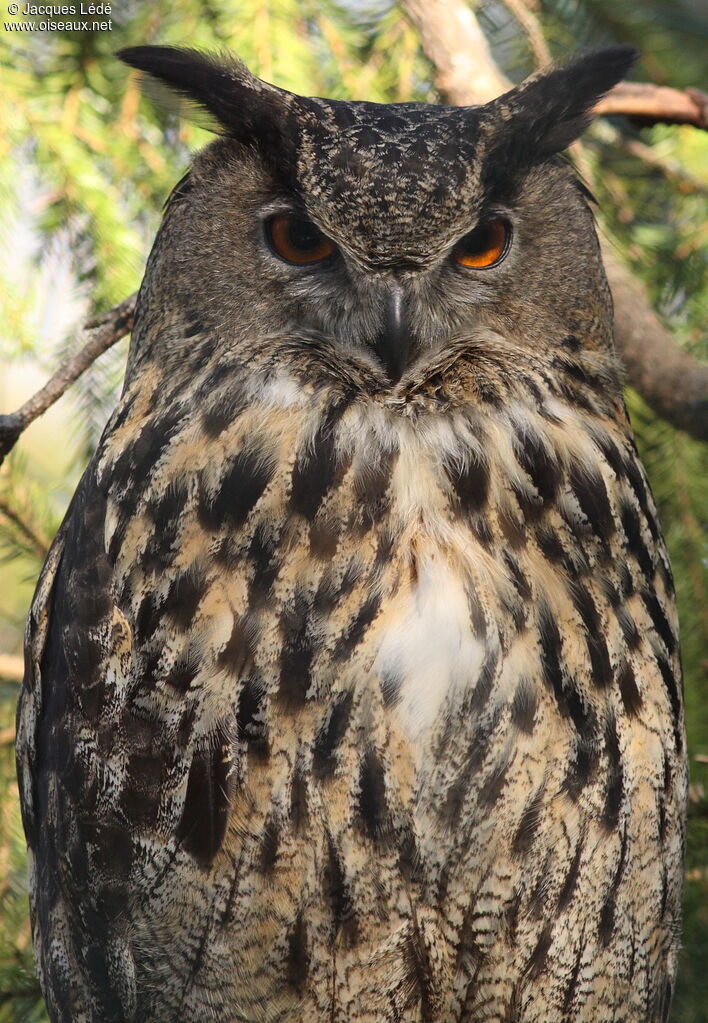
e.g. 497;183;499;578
0;2;705;1019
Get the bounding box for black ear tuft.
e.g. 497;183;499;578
117;46;290;151
522;46;639;155
483;46;638;186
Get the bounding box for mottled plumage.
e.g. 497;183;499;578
17;45;686;1023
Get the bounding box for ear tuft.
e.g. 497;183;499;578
531;46;639;154
117;46;290;150
483;46;638;187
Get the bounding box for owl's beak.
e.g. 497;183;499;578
373;285;412;384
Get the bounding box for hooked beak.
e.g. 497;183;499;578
373;285;413;384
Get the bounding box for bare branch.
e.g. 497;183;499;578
0;292;136;466
595;83;708;130
603;246;708;442
399;0;708;440
402;0;508;105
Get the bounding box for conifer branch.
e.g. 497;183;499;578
0;497;50;561
497;0;551;67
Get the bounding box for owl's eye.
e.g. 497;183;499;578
454;217;511;269
266;215;336;265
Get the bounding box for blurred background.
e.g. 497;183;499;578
0;0;706;1019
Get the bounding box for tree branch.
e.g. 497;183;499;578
603;247;708;441
400;0;708;440
595;83;708;130
0;292;136;466
402;0;508;104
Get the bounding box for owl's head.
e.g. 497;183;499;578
119;45;635;394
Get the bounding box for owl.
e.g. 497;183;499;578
16;44;687;1023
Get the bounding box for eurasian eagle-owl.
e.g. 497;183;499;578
16;45;687;1023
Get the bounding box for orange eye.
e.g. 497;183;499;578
454;217;510;269
266;215;335;265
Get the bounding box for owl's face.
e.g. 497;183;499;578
121;47;635;393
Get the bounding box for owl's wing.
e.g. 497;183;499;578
17;459;234;1022
17;469;130;1020
16;472;90;1017
16;504;68;860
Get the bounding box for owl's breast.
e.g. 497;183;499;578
371;544;487;742
36;367;685;1022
